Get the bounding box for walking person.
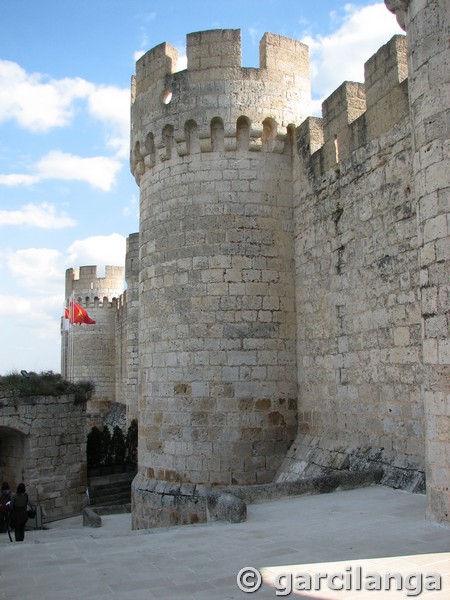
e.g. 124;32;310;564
9;483;29;542
0;482;12;533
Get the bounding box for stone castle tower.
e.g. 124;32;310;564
62;263;134;426
129;30;312;526
64;0;449;527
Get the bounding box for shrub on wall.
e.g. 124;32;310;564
126;419;138;465
87;426;104;468
0;371;94;401
87;421;137;473
111;426;126;466
101;426;112;466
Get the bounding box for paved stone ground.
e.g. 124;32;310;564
0;485;448;599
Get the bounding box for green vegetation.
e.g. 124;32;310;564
86;426;103;468
87;420;138;469
0;370;94;403
126;419;138;464
111;425;127;466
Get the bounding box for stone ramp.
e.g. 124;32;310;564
0;486;449;599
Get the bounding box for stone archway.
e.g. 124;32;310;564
0;426;28;489
0;394;87;521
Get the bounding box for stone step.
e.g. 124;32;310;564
87;471;135;507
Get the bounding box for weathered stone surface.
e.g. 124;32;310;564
207;491;247;523
62;1;449;528
83;507;102;528
0;394;87;521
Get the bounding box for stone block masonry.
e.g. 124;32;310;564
387;0;450;524
62;0;449;528
0;394;87;521
130;29;309;526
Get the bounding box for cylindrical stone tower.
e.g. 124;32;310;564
386;0;450;523
130;29;311;527
62;265;125;425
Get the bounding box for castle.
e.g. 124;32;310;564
62;0;449;527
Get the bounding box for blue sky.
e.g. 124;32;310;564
0;1;402;375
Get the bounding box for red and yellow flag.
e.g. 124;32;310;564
65;301;96;325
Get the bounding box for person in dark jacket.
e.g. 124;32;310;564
9;483;29;541
0;482;12;533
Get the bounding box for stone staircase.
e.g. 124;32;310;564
87;471;135;508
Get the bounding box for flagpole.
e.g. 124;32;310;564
69;291;74;382
61;299;66;378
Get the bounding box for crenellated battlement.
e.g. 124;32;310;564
67;296;119;310
133;29;309;98
297;35;409;175
130;29;311;184
65;265;125;303
131;32;409;185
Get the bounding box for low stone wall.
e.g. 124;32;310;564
131;469;382;529
0;393;87;521
276;435;425;493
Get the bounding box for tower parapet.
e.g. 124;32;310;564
65;265;124;303
131;29;311;184
297;35;409;175
131;29;308;528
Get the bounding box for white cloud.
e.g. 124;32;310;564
35;151;123;191
0;60;93;132
0;202;76;228
302;3;402;110
0;150;123;191
0;294;32;316
122;194;139;219
0;60;131;162
87;86;130;158
0;174;40;187
134;49;146;62
176;49;188;72
66;233;126;268
6;248;64;293
0;293;63;375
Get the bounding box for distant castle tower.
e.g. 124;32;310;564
130;30;311;526
62;265;125;425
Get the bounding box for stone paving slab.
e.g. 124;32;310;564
0;485;448;599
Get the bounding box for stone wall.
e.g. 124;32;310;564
115;233;140;426
61;1;449;527
0;394;87;521
386;0;450;523
276;35;425;491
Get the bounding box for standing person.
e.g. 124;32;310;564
0;482;11;533
9;483;28;542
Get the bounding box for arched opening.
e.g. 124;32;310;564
285;124;296;155
237;116;251;151
262;117;277;152
185;120;200;154
131;141;143;172
0;427;27;489
162;124;175;160
211;117;224;152
145;132;156;166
